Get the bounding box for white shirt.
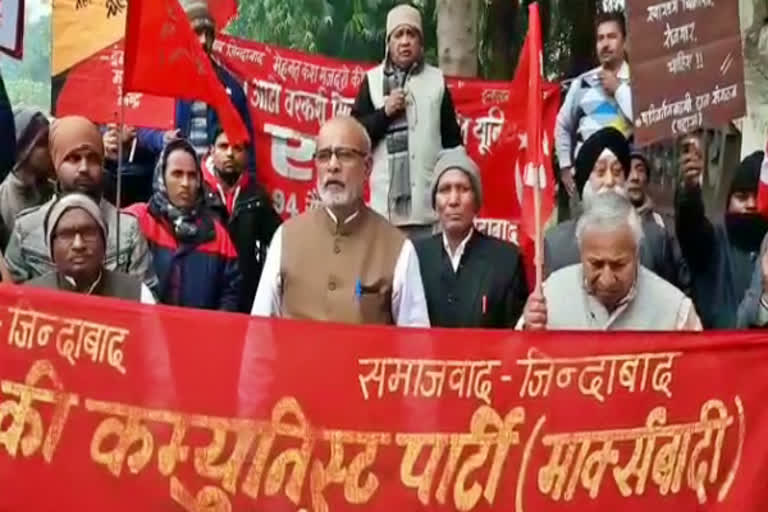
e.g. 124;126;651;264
251;210;431;327
442;229;474;272
140;284;156;305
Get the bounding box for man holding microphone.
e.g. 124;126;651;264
555;10;633;201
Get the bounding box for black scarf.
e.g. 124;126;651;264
725;213;768;253
148;143;214;245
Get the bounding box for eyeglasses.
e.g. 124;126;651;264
313;147;367;166
53;226;102;245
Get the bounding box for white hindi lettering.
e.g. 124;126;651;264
646;0;679;22
472;107;505;156
663;22;697;49
263;124;315;182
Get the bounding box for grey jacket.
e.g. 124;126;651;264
544;217;690;292
736;234;768;328
4;197;159;292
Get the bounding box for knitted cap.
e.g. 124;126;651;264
386;4;423;40
180;0;214;32
729;150;764;197
48;116;104;172
431;147;483;210
44;192;107;261
574;127;631;196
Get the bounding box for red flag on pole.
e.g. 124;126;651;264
758;140;768;216
513;2;554;288
123;0;250;144
209;0;239;31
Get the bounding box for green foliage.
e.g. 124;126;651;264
3;14;52;112
228;0;437;64
4;78;51;112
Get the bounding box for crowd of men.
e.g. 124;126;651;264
1;4;767;331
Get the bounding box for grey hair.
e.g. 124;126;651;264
319;115;372;153
575;191;644;250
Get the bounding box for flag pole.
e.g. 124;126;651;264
528;1;544;292
115;86;124;270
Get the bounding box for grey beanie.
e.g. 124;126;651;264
12;107;49;172
431;147;483;210
44;193;107;261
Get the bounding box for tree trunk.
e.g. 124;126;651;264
485;0;517;80
562;0;597;78
436;0;479;77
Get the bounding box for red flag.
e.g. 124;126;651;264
123;0;250;144
209;0;239;31
759;140;768;216
513;2;554;246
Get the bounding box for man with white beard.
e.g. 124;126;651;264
251;116;429;327
544;127;683;287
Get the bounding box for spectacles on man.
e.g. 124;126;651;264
313;146;368;166
53;226;102;245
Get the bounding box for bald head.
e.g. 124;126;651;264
317;116;372;154
314;116;373;216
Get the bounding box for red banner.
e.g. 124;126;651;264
56;42;176;130
56;35;559;243
213;35;559;242
1;285;768;510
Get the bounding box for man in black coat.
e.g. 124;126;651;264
203;130;282;313
414;148;528;328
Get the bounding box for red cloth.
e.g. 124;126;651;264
123;0;249;144
209;0;238;30
758;139;768;216
202;155;250;216
513;2;554;246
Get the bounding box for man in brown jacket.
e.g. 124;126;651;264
251;116;429;326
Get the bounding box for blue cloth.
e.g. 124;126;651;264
0;73;16;182
125;202;242;312
141;61;256;175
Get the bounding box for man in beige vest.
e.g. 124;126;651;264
351;4;462;239
251;116;430;327
519;192;701;331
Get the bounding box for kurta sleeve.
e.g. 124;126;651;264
391;239;430;327
251;226;283;317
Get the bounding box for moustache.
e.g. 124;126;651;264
322;179;345;189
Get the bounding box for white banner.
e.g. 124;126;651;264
0;0;23;58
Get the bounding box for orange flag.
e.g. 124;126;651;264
123;0;250;144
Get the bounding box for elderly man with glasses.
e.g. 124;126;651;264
251;116;430;327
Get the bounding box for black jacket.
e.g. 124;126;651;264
206;179;281;313
676;183;768;329
0;71;15;182
414;231;528;328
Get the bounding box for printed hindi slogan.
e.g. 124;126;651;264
0;285;767;511
629;0;746;144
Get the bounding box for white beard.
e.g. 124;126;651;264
582;180;627;208
317;178;361;209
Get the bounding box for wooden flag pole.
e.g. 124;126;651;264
115;94;124;267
